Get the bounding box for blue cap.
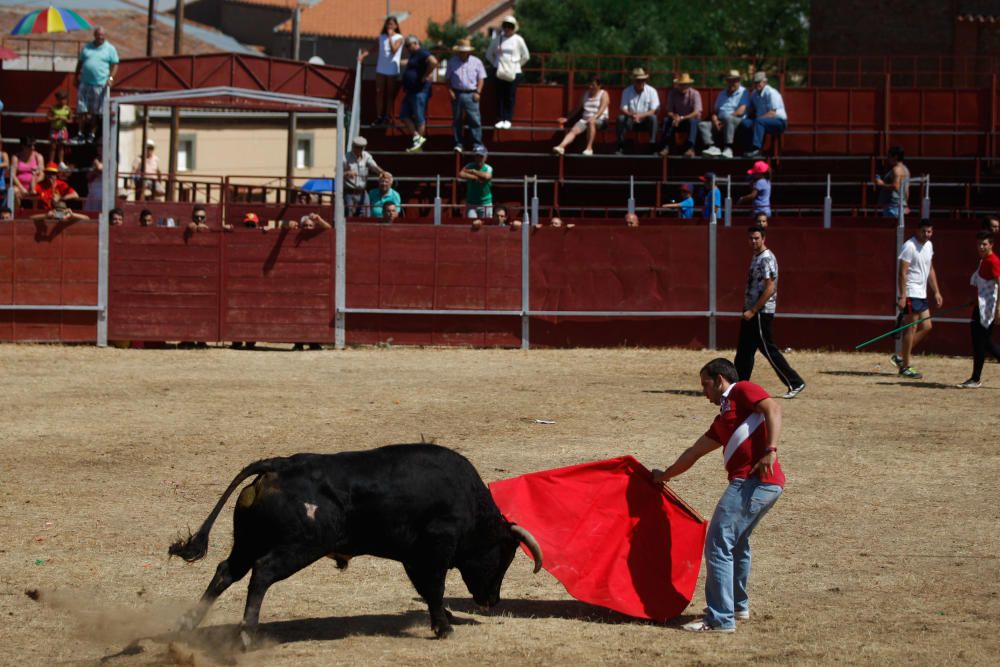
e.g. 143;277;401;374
473;145;488;156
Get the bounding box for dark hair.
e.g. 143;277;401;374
381;15;399;35
55;91;68;100
139;208;152;217
700;358;739;383
110;207;124;218
748;224;767;237
919;218;933;228
888;146;905;161
588;76;601;85
191;204;207;216
981;217;999;230
20;136;35;147
494;205;509;217
0;207;12;215
976;230;994;243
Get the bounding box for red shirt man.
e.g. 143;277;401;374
34;163;78;210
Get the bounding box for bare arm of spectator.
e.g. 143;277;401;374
928;264;943;308
897;259;910;310
304;212;332;230
457;167;478;181
108;62;118;86
424;55;438;84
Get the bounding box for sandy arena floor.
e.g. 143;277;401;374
0;344;997;666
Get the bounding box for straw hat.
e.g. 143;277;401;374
452;38;474;53
725;69;742;80
673;72;695;85
631;67;649;80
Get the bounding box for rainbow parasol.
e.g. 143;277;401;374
10;6;93;35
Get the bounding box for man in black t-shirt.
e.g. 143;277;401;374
400;36;438;153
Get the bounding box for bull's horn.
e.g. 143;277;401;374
510;524;543;573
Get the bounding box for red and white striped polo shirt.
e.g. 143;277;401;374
703;381;785;487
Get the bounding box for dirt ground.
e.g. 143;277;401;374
1;344;997;666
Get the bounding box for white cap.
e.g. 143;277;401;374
146;139;155;147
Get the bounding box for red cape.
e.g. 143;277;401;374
490;456;706;622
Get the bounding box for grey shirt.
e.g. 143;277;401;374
744;249;778;313
344;150;381;191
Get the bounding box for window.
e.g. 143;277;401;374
296;134;314;169
178;134;196;171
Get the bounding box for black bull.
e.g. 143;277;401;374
169;444;543;643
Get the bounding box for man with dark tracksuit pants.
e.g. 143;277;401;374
734;225;806;399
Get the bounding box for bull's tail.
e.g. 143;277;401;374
168;458;283;562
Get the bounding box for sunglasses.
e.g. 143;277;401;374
193;215;206;221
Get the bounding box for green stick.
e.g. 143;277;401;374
854;301;973;350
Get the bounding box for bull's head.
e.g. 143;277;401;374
458;523;542;608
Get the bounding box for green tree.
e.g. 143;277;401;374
425;19;491;53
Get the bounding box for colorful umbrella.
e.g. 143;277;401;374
10;6;93;35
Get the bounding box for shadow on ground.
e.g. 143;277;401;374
818;370;892;377
445;597;685;626
642;389;703;397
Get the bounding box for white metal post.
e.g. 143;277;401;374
531;175;539;227
823;173;832;229
627;175;635;215
97;94;116;347
921;174;931;219
708;204;718;350
724;175;732;227
335;103;347;349
433;175;442;225
521;175;530;349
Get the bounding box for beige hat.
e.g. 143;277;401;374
352;136;368;147
501;15;518;30
725;69;742;80
673;72;695;85
631;67;650;80
452;38;474;53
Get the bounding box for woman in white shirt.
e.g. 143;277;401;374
374;15;404;125
552;77;609;156
485;15;530;129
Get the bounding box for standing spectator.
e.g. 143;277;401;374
652;357;785;633
47;91;72;165
661;183;695;219
958;231;1000;388
699;171;722;220
741;72;786;159
658;73;702;157
486;16;530;129
892;219;943;379
11;137;44;209
458;145;493;219
445;39;487;153
616;68;659;154
874;146;910;219
343;136;385;216
700;70;749;158
187;204;210;233
368;172;402;218
739;161;772;217
734;225;806;398
373;15;404;125
83;145;103;211
130;139;162;200
400;36;437;153
74;27;119;143
34;163;79;210
552;76;609;156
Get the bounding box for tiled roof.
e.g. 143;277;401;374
275;0;511;39
0;7;258;58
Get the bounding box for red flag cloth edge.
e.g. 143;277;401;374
489;455;707;622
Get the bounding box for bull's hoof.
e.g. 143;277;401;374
174;610;199;633
432;623;454;639
239;629;254;651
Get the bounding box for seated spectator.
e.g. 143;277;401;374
739;160;772;217
187;204;210;233
553;76;610;156
658;73;702;157
494;205;510;225
700;70;749;158
536;216;574;229
11;137;44;210
381;202;400;223
130;139;163;200
458;145;493;219
300;212;332;230
616;68;659;154
368;172;402;218
625;212;640;227
35;163;79;210
242;212;262;228
754;211;769;229
0;207;13;221
109;207;124;225
982;216;999;235
31;198;89;223
661;183;695;219
698;171;722;220
138;208;154;227
741;72;787;158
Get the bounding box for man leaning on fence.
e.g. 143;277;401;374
343;136;386;217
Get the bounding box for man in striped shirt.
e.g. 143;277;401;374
654;358;784;633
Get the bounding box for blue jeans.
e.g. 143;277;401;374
401;88;431;127
741;116;786;150
452;91;483;148
661;117;700;152
703;477;782;629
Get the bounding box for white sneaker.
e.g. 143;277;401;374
501;120;512;129
957;378;982;388
552;146;565;155
582;148;593;156
405;135;426;153
702;146;722;157
682;620;735;633
722;147;733;159
454;145;463;152
494;120;505;129
703;606;749;620
781;383;806;399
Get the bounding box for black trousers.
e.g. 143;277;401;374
734;312;804;390
970;307;1000;381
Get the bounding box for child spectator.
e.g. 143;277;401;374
458;145;493;219
661;183;696;219
739;160;772;217
48;91;72;165
698;171;722;220
139;208;154;226
109;207;124;225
